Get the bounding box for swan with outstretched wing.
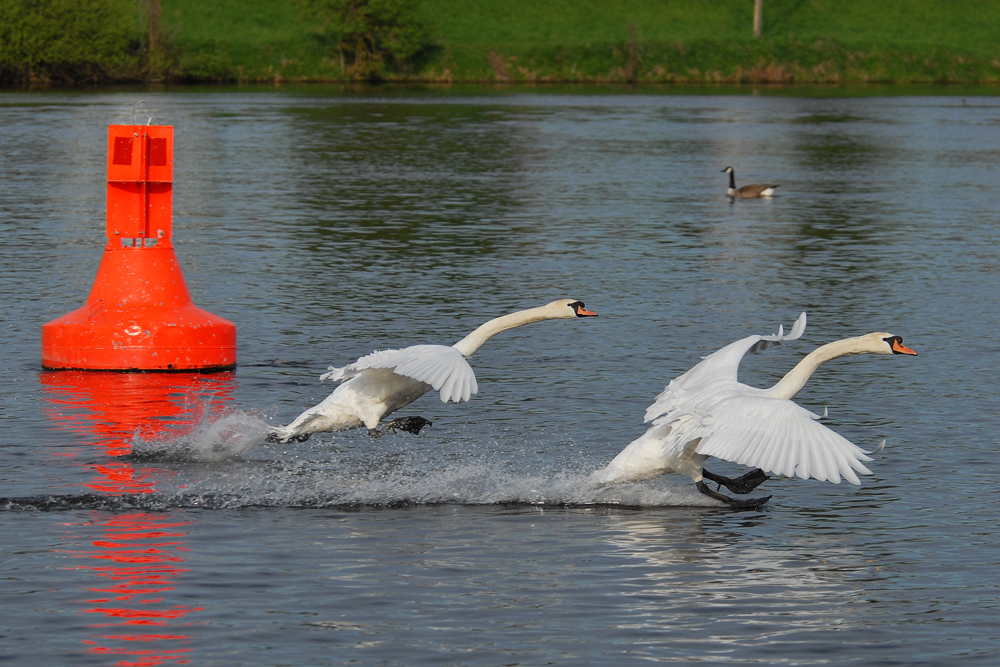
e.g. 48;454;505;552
592;312;916;508
271;299;598;442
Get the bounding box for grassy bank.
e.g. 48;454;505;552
5;0;1000;85
165;0;1000;84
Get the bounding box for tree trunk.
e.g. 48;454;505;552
753;0;763;38
147;0;162;53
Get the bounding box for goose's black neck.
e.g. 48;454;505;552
728;170;737;189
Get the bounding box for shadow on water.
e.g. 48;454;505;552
795;132;882;174
279;103;538;264
767;113;913;319
791;112;872;125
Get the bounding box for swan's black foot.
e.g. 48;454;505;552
696;481;771;510
265;431;311;444
368;416;433;438
702;468;770;494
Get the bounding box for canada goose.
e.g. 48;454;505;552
591;313;916;508
722;166;778;198
270;299;598;442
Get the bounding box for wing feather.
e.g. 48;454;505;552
644;335;763;422
645;313;808;423
759;421;783;474
693;395;873;484
783;418;804;478
320;345;478;404
785;311;807;341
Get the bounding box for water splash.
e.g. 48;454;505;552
137;436;711;508
5;440;714;511
0;474;710;511
125;409;273;463
27;407;722;509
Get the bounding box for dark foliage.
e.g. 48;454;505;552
0;0;144;85
298;0;433;80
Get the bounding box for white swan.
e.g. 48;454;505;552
270;299;598;442
591;313;917;508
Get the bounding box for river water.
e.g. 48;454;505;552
1;86;998;665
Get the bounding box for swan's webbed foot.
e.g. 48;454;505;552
368;416;433;438
702;468;770;494
265;431;311;444
696;481;771;510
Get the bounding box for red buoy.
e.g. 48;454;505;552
42;124;236;371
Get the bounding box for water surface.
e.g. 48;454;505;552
1;87;998;665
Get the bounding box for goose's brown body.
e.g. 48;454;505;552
722;166;778;198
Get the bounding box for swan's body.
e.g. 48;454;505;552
271;299;597;442
722;166;778;198
592;313;916;507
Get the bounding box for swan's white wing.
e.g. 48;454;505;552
692;395;874;484
321;345;477;403
391;345;478;403
322;348;396;382
644;313;808;423
644;335;762;422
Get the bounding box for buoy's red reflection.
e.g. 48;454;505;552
75;513;201;666
41;371;234;667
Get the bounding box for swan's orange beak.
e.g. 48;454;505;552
575;306;598;317
891;339;917;356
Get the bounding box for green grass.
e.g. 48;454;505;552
416;0;1000;54
417;0;746;46
161;0;334;81
18;0;1000;84
412;0;1000;83
766;0;1000;54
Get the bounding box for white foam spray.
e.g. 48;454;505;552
148;433;711;508
128;409;274;462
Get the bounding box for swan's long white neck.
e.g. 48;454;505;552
452;306;561;357
763;336;871;400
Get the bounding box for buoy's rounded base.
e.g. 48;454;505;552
42;303;236;372
40;362;236;373
41;244;236;372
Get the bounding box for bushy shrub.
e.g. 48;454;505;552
299;0;433;79
0;0;143;85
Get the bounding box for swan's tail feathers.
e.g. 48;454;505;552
863;439;886;456
268;412;325;443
